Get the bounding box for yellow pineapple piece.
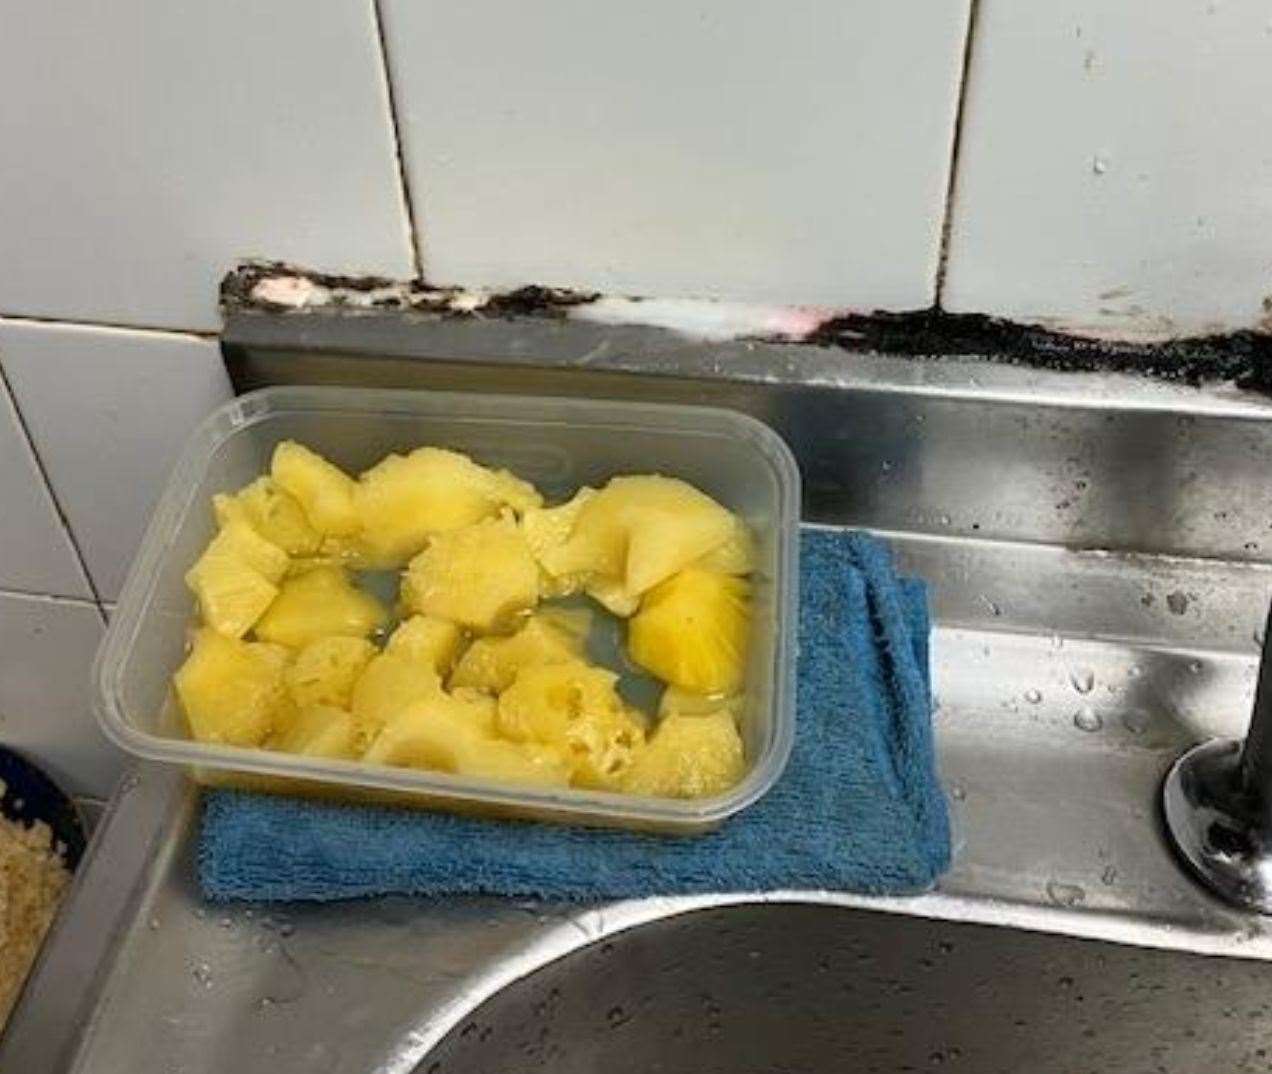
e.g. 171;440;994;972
285;635;376;709
271;441;360;536
584;577;641;618
449;614;583;693
254;566;387;649
692;515;756;575
535;604;594;645
350;652;446;739
363;700;569;788
628;568;751;695
522;488;596;597
659;685;744;720
174;628;291;746
539;476;735;600
620;710;745;798
384;615;466;676
355;447;543;565
497;661;646;788
213;477;321;556
184;520;288;638
270;704;360;760
401;514;539;633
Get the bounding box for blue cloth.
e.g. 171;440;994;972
199;529;950;902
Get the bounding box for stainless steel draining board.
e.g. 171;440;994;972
8;322;1272;1071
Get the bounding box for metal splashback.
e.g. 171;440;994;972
8;312;1272;1071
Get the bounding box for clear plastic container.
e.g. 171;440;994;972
93;386;800;832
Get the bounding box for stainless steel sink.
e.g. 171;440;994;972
8;311;1272;1072
422;902;1272;1074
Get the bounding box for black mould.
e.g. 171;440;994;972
807;309;1272;392
223;262;1272;391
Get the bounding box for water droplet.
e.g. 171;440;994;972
1051;633;1064;650
979;595;1002;617
218;917;233;930
1101;864;1118;885
1092;154;1109;175
1128;665;1143;679
1188;659;1204;675
1069;668;1095;694
148;916;161;931
950;783;967;801
1073;707;1102;732
1022;688;1042;705
939;514;952;526
607;1005;627;1027
278;922;295;938
1057;975;1075;990
1122;710;1149;735
1046;880;1087;908
881;460;894;473
191;961;213;989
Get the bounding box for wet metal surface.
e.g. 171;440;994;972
10;320;1272;1071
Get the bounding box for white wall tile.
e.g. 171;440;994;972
0;593;122;799
0;321;233;602
944;0;1272;339
382;0;971;311
0;1;414;331
0;376;91;599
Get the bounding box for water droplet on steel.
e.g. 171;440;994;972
1046;880;1087;908
1070;668;1095;694
1073;707;1102;732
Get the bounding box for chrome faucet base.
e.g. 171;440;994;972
1162;738;1272;915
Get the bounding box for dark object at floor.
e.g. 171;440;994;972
0;747;87;870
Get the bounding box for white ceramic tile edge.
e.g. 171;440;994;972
0;364;96;601
367;0;424;280
0;314;213;348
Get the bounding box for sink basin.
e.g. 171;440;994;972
8;314;1272;1072
422;902;1272;1074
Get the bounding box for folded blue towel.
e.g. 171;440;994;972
200;529;950;902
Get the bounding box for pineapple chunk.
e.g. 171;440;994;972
193;518;289;583
384;615;466;676
692;516;756;575
497;661;645;788
214;477;321;556
355;447;543;565
401;515;539;633
270;704;361;760
620;710;745;799
285;635;376;709
584;577;641;619
659;685;744;720
174;628;291;746
350;652;446;739
628;569;751;695
449;614;583;693
363;701;569;788
536;604;594;646
184;520;288;638
254;566;387;649
538;476;735;599
271;441;360;536
522;488;596;597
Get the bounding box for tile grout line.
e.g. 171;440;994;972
370;0;426;281
0;362;106;609
0;312;219;341
933;0;982;311
0;586;101;610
